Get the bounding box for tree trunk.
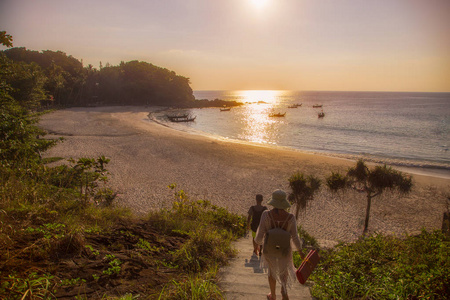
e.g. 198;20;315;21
442;212;450;236
363;194;372;235
295;202;300;220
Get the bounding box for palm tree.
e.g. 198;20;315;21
327;160;412;235
288;172;321;219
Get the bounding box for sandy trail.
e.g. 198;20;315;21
39;106;450;244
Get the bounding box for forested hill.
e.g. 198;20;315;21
2;47;195;107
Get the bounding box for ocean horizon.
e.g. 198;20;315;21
154;90;450;177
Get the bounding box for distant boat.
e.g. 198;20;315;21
169;115;196;122
166;113;189;121
167;113;196;122
313;104;323;108
220;107;231;111
288;103;302;108
318;111;325;118
269;112;286;117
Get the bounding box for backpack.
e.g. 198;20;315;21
250;205;267;232
263;212;292;258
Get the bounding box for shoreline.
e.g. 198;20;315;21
39;106;450;244
151;108;450;179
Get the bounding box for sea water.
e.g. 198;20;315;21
154;91;450;176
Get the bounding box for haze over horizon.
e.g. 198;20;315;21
1;0;449;92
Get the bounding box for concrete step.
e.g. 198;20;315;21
218;235;312;300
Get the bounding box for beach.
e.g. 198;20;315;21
39;106;450;245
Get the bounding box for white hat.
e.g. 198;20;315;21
267;189;291;209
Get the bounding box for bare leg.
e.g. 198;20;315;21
252;237;258;254
280;273;289;300
268;274;277;299
281;286;289;300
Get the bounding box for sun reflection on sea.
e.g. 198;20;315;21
235;90;288;144
235;90;283;104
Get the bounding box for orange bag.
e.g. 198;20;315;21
296;249;320;284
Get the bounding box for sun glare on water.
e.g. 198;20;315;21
235;90;287;144
237;90;281;104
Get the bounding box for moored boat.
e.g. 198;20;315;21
288;103;302;108
169;115;196;122
269;112;286;117
166;113;189;121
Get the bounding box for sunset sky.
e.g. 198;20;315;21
1;0;449;92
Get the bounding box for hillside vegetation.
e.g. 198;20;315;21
1;33;247;299
2;46;195;107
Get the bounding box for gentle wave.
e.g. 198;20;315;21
153;91;450;177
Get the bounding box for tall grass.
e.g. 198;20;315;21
148;193;246;273
159;268;223;300
1;163;246;299
149;189;246;299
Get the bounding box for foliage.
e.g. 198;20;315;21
1;31;237;299
0;272;56;300
310;230;450;299
292;224;320;268
326;171;349;191
150;185;246;273
0;101;56;167
102;254;122;276
159;270;223;300
0;31;13;47
288;171;321;219
297;224;319;249
0;53;57;168
344;160;413;195
2;60;48;109
166;184;246;237
2;48;195;108
326;159;412;234
68;156;112;204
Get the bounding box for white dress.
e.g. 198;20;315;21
255;210;303;289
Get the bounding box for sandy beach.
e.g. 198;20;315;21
39;106;449;245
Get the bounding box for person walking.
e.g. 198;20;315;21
247;194;267;256
255;189;306;300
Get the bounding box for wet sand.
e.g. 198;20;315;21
39;106;450;245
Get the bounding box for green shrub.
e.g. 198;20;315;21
310;230;450;299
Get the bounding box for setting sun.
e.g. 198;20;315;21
250;0;269;10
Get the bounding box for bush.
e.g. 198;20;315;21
310;230;450;299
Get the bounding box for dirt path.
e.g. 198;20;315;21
219;235;312;300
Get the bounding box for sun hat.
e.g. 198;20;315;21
267;189;291;210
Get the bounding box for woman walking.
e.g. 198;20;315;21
255;189;306;300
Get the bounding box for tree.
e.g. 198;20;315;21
3;61;48;109
0;31;56;167
288;172;321;220
2;44;195;107
326;160;413;235
0;31;13;48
